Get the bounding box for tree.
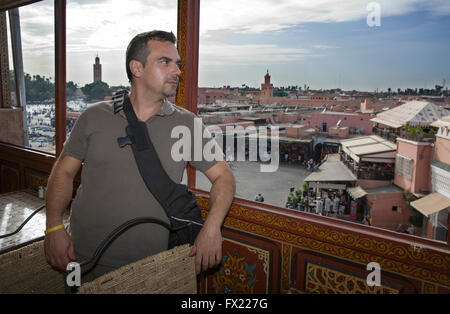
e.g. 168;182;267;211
81;81;112;101
66;81;78;98
25;73;55;102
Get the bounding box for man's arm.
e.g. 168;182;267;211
189;161;235;274
44;152;82;271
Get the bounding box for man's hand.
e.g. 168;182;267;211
44;229;77;272
188;161;235;274
189;222;223;274
44;152;81;272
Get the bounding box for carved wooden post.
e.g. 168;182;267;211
177;0;200;189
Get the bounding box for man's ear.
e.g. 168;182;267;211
129;60;143;78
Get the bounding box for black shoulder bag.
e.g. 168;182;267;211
113;90;203;249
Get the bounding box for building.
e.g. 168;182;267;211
360;98;400;114
410;125;450;242
197;87;233;105
260;70;273;105
304;158;357;211
301;111;374;135
93;55;102;82
371;100;450;142
340;135;397;182
0;0;448;295
337;135;411;230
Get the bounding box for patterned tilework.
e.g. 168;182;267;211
207;238;270;294
305;262;399;294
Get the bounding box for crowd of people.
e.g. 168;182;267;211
311;194;346;216
279;143;310;166
286;188;348;217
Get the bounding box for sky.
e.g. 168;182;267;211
7;0;450;91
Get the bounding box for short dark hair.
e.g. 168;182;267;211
126;30;177;82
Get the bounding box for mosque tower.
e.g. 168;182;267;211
260;70;273;105
93;55;102;82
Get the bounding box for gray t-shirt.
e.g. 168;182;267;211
64;100;219;267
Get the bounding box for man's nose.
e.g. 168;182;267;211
175;66;181;77
172;63;181;76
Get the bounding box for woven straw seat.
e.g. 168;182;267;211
0;240;197;294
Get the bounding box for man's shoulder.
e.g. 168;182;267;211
169;101;198;119
83;100;115;115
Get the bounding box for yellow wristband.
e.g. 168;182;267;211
45;224;65;235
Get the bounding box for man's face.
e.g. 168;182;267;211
139;40;182;98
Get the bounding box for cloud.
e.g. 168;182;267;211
11;0;450;86
18;0;177;55
312;45;339;50
199;43;321;66
17;0;450;54
200;0;450;34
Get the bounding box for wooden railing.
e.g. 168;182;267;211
1;143;449;294
196;190;450;294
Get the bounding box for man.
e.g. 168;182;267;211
324;195;331;216
44;31;235;280
333;194;340;214
315;198;323;215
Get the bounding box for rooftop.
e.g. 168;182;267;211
304;160;357;182
431;115;450;128
366;185;403;194
340;135;397;156
371;101;450;128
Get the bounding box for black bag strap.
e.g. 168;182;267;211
115;91;201;225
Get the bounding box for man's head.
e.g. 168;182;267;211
126;30;177;83
126;31;182;99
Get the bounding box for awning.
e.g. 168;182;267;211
309;182;347;190
411;192;450;217
370;117;402;129
347;186;368;200
304;161;357;182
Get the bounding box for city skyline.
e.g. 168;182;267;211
6;0;450;92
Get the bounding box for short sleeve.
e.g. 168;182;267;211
188;117;224;173
63;110;89;161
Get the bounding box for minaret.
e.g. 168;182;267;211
260;69;273;105
264;69;271;86
93;55;102;82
